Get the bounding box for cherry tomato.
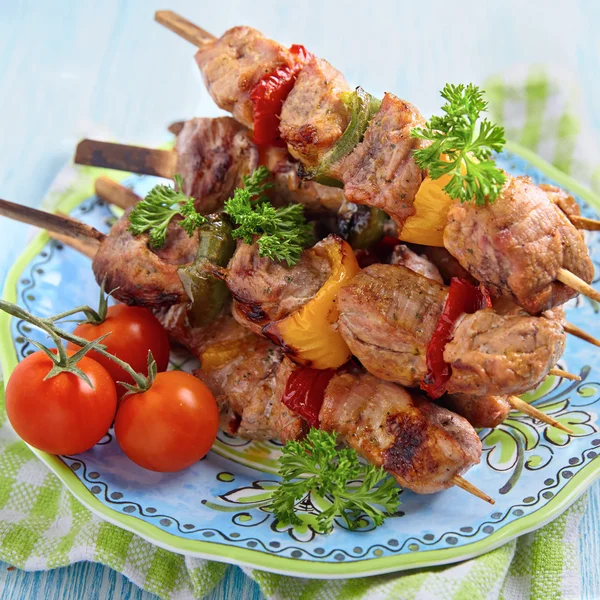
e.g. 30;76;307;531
68;304;170;396
114;371;219;472
6;351;117;455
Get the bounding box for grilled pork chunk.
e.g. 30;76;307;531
197;336;305;442
223;239;331;334
444;176;594;314
320;372;482;493
337;93;427;228
194;27;298;129
441;393;511;429
92;211;197;307
280;58;351;167
444;308;565;396
176;117;258;214
338;264;566;396
390;244;443;283
338;264;447;387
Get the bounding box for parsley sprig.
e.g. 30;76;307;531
128;174;207;248
269;429;400;534
411;83;507;205
224;167;312;266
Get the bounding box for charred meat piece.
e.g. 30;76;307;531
440;393;511;429
338;93;427;228
320;372;481;494
338;264;566;396
92;211;198;307
444;308;565;396
176;117;258;214
390;244;443;283
224;239;331;334
196;334;305;442
194;27;298;129
262;145;345;214
540;183;581;219
280;58;351;168
444;176;594;314
338;264;447;387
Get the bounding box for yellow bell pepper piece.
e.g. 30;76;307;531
263;236;360;370
200;336;254;371
398;173;454;247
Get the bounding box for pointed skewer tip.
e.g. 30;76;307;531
508;396;574;434
451;476;495;504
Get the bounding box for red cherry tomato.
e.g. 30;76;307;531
6;351;117;455
68;304;170;396
114;371;219;472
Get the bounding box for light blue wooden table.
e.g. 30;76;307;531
1;1;599;598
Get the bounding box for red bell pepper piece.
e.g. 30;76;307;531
250;45;312;146
421;278;491;399
282;365;335;428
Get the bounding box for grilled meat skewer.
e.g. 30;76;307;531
337;263;566;397
158;305;487;498
159;14;599;313
75;118;345;217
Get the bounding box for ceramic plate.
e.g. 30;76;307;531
1;141;600;578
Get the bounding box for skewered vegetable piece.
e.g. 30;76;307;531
178;215;236;327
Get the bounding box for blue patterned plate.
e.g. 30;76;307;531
1;141;600;578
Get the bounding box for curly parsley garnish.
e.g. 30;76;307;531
269;429;400;534
411;83;507;205
224;167;312;266
128;174;206;248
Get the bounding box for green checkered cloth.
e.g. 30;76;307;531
1;67;598;599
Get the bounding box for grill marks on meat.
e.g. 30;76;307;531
225;239;331;333
444;308;566;396
280;58;351;167
444;176;594;314
441;393;511;429
390;244;443;284
337;94;427;228
194;27;297;129
338;264;447;386
262;145;345;214
176;117;258;214
320;372;481;493
92;211;198;307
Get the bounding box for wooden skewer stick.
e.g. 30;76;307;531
564;322;600;348
0;199;105;249
570;215;600;231
549;368;581;381
47;231;98;259
451;476;494;504
557;268;600;304
75;140;177;179
508;396;574;434
95;176;141;210
154;10;216;46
